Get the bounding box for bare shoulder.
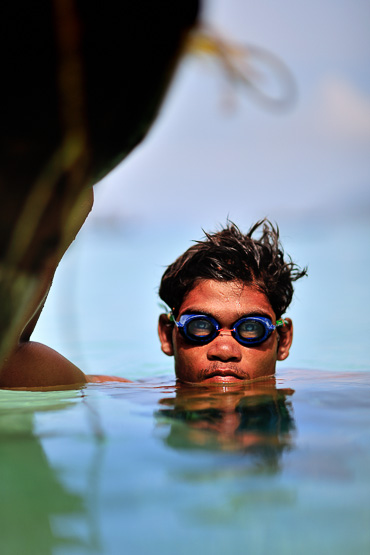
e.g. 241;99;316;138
0;342;87;389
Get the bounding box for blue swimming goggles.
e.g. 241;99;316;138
169;313;287;346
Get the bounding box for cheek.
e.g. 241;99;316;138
175;344;207;366
240;336;278;363
253;345;279;370
173;341;208;378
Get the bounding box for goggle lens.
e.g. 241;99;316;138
187;318;216;339
237;319;266;341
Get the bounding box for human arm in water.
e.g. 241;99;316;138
0;186;131;388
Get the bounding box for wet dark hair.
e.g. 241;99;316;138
159;219;307;318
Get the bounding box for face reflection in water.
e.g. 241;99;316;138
158;280;294;384
156;380;296;470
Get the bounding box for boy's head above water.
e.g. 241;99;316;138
158;220;307;384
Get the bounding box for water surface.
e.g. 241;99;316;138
1;369;369;554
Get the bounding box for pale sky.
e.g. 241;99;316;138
92;0;370;229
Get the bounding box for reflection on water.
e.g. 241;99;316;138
0;434;85;554
1;371;370;555
0;390;101;555
156;380;295;472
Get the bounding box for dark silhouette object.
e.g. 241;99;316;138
0;0;200;376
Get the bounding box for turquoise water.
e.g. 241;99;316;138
1;371;369;554
1;217;370;554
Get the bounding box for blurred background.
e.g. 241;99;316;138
34;0;370;378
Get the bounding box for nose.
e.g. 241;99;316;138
207;331;242;362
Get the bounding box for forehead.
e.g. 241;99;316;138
179;279;275;321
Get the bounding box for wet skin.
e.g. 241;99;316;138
158;279;293;384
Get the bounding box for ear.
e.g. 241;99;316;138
158;314;174;356
277;318;293;361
